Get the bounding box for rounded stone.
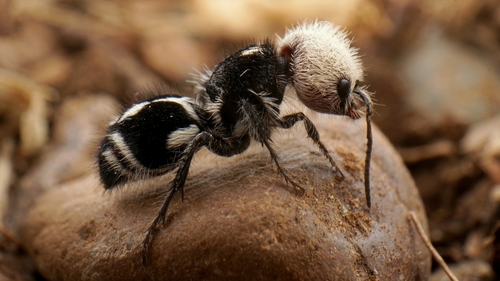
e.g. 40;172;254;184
22;114;430;280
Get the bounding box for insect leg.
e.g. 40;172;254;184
261;138;304;196
240;100;304;196
141;132;211;264
277;113;345;182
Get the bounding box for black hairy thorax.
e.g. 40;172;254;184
203;42;288;140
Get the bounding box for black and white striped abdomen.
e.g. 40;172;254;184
98;96;203;189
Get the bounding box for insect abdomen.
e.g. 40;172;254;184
98;96;202;189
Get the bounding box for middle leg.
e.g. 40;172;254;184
240;99;305;196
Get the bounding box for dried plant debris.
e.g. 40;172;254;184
10;94;119;232
461;114;500;183
429;259;495;281
0;68;57;157
0;139;14;223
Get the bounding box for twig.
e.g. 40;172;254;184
0;224;21;246
408;211;458;281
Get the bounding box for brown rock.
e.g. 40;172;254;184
21;113;430;280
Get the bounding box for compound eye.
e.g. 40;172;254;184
337;78;351;100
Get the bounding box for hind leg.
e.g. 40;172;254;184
141;132;211;264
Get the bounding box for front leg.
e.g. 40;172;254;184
277;113;345;182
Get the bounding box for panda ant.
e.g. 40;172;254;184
97;21;373;263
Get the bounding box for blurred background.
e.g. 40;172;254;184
0;0;499;279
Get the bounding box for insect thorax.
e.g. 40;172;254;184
203;42;288;140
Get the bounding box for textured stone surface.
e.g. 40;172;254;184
22;114;431;280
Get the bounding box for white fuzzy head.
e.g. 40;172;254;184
277;21;367;118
